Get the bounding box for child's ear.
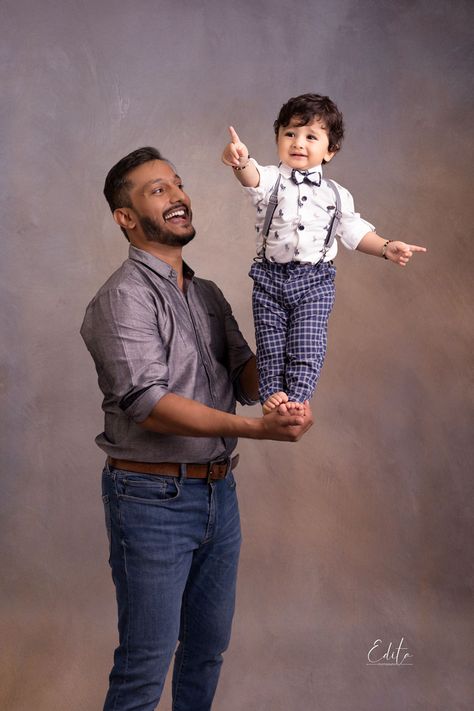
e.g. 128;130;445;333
325;141;341;162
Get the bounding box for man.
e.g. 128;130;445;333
81;147;313;711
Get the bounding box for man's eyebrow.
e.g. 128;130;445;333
142;175;182;189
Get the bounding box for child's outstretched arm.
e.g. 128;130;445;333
221;126;260;188
356;231;427;266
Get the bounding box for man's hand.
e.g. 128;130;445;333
221;126;250;167
139;393;313;443
258;401;314;442
385;240;427;266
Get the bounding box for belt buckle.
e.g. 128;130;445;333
207;456;229;483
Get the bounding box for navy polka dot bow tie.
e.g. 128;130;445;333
291;169;322;187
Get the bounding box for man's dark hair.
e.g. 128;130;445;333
103;146;166;239
273;94;344;161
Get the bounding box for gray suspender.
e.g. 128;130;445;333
260;176;342;261
322;179;343;259
262;175;281;238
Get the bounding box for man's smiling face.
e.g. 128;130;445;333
121;159;195;246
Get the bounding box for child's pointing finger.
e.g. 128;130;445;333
228;126;241;144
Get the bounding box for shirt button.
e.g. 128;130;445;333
301;196;307;202
298;224;305;230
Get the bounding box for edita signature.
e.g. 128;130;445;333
367;637;414;666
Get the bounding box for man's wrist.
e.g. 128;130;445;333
235;414;265;440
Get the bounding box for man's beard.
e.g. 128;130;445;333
139;214;196;246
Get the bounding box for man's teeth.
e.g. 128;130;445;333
165;209;186;221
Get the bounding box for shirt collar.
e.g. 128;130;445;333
128;245;195;281
279;162;323;182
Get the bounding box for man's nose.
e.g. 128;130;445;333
169;184;186;202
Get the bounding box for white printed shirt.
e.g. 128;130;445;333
242;159;375;264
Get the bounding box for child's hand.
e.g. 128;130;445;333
221;126;250;168
385;240;427;266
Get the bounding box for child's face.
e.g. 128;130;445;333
276;116;334;170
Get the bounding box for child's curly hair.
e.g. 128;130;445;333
274;94;344;160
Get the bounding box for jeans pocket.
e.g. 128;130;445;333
117;473;181;505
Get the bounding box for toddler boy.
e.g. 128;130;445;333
221;93;426;414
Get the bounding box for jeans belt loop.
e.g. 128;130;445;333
224;455;232;479
207;460;214;484
179;462;187;482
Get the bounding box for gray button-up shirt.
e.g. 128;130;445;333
81;246;255;462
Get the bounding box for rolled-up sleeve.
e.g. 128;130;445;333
205;282;256;406
224;304;257;406
338;185;375;250
81;288;169;422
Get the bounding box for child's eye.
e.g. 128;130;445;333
307;135;318;141
285;131;295;137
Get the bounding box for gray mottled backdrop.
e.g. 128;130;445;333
1;0;473;709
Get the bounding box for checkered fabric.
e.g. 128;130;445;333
249;259;336;404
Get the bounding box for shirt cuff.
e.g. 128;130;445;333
340;218;375;250
231;356;259;406
234;381;259;407
121;384;169;423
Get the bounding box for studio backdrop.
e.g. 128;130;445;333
1;1;473;709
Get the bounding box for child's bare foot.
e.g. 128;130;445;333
286;401;305;413
262;391;288;414
277;400;305;415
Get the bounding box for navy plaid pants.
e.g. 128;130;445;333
249;259;336;404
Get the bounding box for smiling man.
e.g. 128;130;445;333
81;147;313;711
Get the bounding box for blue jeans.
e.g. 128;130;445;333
101;462;242;711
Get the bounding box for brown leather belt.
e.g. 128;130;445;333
107;454;239;481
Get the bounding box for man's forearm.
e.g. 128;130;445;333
139;393;259;437
138;392;313;442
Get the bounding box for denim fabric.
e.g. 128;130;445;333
101;463;242;711
249;259;336;403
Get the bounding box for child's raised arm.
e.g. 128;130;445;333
221;126;260;188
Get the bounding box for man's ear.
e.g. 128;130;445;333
113;207;136;231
